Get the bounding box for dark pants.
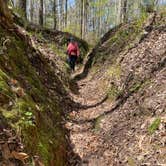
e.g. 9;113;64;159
68;55;77;71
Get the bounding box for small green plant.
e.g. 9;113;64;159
107;84;122;101
128;157;136;166
148;118;161;134
36;32;44;40
94;115;104;132
37;141;50;165
20;113;34;127
107;64;121;79
129;82;142;92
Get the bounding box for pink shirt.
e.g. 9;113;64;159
67;42;80;57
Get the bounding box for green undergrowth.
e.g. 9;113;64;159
107;64;121;79
128;157;136;166
106;64;122;100
0;25;67;165
148;118;161;134
129;82;142;93
94;115;105;132
48;43;67;60
129;79;153;94
107;84;123;101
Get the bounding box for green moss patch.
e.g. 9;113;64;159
148;118;161;134
107;64;121;79
107;84;123;101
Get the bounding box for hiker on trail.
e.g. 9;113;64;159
67;37;80;71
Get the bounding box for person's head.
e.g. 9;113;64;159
69;36;75;43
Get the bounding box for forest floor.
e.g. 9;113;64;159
0;11;165;166
67;70;114;166
66;16;166;165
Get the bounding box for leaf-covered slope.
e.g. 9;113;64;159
99;22;166;165
0;19;70;166
68;12;166;165
90;12;166;165
77;13;157;79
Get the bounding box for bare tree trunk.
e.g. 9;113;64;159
44;0;46;27
80;0;83;38
62;0;65;29
98;0;102;37
117;0;128;24
18;0;27;19
58;0;61;30
59;0;65;30
59;0;61;30
0;0;12;23
92;5;95;32
65;0;68;27
121;0;128;23
53;0;57;29
117;0;121;24
83;0;85;38
30;0;34;22
39;0;44;26
83;0;88;39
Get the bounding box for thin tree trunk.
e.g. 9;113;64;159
65;0;68;27
80;0;83;38
98;0;102;37
0;0;12;22
83;0;88;38
18;0;27;19
62;0;65;29
53;0;57;29
39;0;44;26
44;0;46;27
117;0;128;24
92;5;95;32
122;0;128;23
82;0;85;38
117;0;121;24
58;0;61;30
59;0;64;30
30;0;34;22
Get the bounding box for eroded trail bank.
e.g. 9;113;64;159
66;13;166;166
0;4;88;165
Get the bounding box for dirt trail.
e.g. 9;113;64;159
66;72;114;166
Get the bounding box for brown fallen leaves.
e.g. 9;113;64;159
10;79;25;97
10;79;18;86
11;151;29;164
33;155;45;166
0;129;29;165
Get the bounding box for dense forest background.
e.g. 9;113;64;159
10;0;165;44
0;0;166;165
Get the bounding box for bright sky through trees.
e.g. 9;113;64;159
68;0;75;7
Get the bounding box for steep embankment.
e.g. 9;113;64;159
67;12;166;165
0;8;80;166
75;13;157;79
